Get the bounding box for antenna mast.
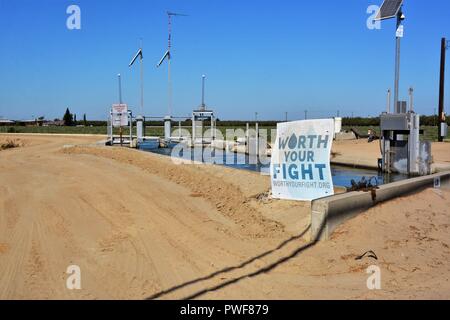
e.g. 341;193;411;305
157;11;187;117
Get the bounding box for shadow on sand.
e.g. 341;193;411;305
146;221;326;300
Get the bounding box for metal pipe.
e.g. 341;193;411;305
168;57;172;116
140;39;144;116
246;122;249;154
118;74;122;104
386;89;391;113
408;87;414;112
201;75;206;110
255;122;259;160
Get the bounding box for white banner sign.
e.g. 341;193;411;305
270;119;334;201
112;104;128;127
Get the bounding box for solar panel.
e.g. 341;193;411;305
375;0;403;21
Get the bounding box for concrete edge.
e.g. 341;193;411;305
310;171;450;241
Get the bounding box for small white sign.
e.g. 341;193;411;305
434;177;441;189
270;119;334;201
396;25;404;38
112;104;128;127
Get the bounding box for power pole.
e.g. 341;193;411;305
438;37;448;142
285;112;288;122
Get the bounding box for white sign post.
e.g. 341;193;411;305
270;119;334;201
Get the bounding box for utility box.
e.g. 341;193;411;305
440;123;448;138
380;111;431;176
380;113;410;131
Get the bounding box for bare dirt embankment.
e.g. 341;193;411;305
0;134;449;299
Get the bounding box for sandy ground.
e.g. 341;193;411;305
0;134;449;300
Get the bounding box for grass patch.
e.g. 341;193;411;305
1;125;449;142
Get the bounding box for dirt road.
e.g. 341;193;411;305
0;134;449;299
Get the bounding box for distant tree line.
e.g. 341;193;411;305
45;109;450;127
62;108;88;126
341;115;449;127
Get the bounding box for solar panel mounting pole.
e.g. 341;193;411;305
375;0;405;113
394;9;403;114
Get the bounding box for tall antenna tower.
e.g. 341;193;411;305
157;11;187;117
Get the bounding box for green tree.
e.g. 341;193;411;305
83;113;87;126
63;108;74;126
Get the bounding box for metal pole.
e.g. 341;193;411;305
118;74;122;104
394;13;402;114
386;89;391;113
246;122;249;154
168;57;172;116
304;110;307;120
438;37;446;142
201;75;206;109
129;112;133;148
255;122;259;160
408;87;414;112
140;39;144;116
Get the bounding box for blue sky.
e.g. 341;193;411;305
0;0;449;121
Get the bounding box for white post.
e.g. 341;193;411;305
246;122;249;154
255;122;259;160
136;115;144;143
192;114;195;146
164;116;172;142
129;112;133;148
109;110;113;144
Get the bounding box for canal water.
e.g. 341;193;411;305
138;142;407;188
